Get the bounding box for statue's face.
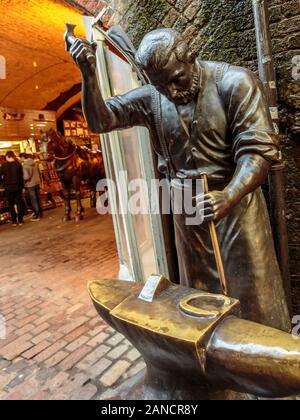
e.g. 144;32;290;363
147;50;198;105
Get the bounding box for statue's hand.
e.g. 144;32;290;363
196;190;234;222
70;39;98;79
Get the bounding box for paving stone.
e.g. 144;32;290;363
30;323;50;337
5;359;30;374
106;333;125;347
100;360;131;387
15;324;34;337
22;341;52;360
0;334;32;356
29;391;48;400
5;391;24;400
125;348;142;362
1;341;34;361
31;331;52;345
106;344;129;360
10;378;40;399
58;346;92;370
44;351;69;368
58;317;90;336
119;361;146;381
63;326;89;343
76;344;111;370
5;366;37;389
0;390;8;399
70;383;98;401
87;358;112;379
33;340;68;363
15;315;39;329
88;324;107;337
50;373;91;400
0;359;11;370
66;335;90;352
42;372;70;391
87;332;110;347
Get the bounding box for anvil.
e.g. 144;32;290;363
88;276;300;400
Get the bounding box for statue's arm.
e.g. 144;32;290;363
223;153;270;208
71;39;150;133
82;71;118;133
200;67;278;222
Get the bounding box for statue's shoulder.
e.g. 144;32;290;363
201;60;259;94
121;84;153;104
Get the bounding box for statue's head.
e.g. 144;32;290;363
136;29;199;105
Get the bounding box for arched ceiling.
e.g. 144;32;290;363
0;0;103;112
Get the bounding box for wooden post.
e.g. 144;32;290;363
252;0;292;312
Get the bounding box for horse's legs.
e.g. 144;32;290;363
90;184;97;208
63;185;72;222
74;178;84;222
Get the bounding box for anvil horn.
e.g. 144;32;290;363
207;317;300;398
88;278;300;400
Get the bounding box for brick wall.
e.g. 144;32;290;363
64;0;107;15
102;0;300;314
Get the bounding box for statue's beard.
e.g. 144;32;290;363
171;69;200;105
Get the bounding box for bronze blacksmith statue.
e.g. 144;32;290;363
68;27;290;332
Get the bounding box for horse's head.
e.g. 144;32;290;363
42;129;69;160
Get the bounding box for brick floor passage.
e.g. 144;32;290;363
0;205;144;400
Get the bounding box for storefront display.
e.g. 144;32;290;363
63;119;100;151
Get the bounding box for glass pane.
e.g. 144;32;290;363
105;49;157;280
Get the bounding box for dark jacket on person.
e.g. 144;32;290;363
0;161;24;192
23;158;40;188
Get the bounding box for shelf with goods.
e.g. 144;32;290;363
38;160;64;210
63;120;101;151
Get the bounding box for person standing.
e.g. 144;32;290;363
0;151;24;226
20;153;42;221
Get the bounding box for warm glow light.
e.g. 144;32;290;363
35;85;39;90
36;124;46;127
0;142;12;148
33;61;38;68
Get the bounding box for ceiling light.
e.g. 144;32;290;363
0;142;12;148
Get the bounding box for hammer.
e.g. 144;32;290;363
64;23;96;65
201;173;228;296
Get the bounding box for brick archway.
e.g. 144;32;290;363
0;0;105;112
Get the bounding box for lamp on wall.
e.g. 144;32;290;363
0;142;12;149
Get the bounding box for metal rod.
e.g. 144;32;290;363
202;174;228;296
252;0;292;312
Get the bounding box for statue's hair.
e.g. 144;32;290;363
135;29;192;72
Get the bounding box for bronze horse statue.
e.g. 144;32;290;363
42;129;106;222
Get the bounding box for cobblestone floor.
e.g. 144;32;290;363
0;204;144;400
